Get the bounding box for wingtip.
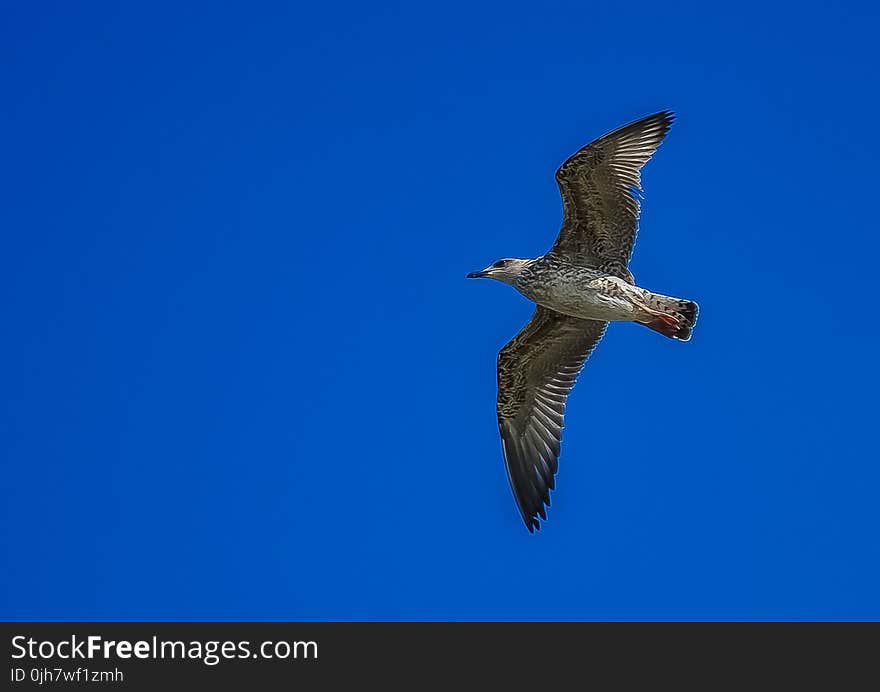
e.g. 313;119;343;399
652;109;676;133
637;109;675;132
523;510;546;533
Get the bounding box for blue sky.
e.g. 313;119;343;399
2;0;879;620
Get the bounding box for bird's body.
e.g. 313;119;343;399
515;253;675;324
468;110;698;532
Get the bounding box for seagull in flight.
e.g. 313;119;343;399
467;110;698;532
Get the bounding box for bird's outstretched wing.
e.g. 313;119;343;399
551;110;674;282
497;307;607;532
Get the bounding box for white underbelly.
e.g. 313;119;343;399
533;285;637;321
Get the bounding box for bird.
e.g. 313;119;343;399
467;110;698;532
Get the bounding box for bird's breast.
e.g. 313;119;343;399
520;272;635;321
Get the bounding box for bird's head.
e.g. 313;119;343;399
467;258;532;286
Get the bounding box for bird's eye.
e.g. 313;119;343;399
493;260;507;268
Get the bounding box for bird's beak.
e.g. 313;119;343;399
467;270;487;279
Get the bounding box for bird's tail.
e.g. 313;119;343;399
638;293;699;341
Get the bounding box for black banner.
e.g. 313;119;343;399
1;622;875;689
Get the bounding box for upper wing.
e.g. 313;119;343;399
496;306;607;532
551;110;674;281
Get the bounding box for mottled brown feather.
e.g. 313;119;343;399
552;110;674;282
497;307;607;532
